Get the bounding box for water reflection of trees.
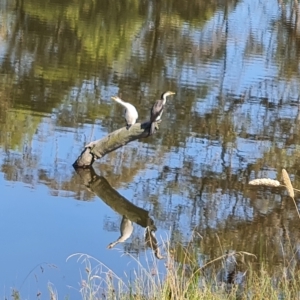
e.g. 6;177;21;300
1;0;300;272
278;1;300;77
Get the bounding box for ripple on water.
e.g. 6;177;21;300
1;0;300;296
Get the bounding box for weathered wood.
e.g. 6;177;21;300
73;121;157;168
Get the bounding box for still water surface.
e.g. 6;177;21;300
1;0;300;297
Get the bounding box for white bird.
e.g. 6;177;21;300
149;91;175;135
111;96;138;129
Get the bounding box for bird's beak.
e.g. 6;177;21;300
170;92;176;95
111;96;117;101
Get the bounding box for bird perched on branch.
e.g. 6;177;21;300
149;91;175;135
111;96;139;129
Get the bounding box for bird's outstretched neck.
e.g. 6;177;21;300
161;94;168;106
111;96;139;128
111;96;127;108
149;91;175;135
160;91;176;105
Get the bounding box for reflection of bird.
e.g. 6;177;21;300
149;91;175;135
144;227;164;259
107;216;133;249
111;96;138;129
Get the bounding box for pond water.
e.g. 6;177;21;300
1;0;300;298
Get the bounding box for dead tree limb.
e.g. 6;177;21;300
73;121;156;168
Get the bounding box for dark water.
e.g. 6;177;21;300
1;0;300;297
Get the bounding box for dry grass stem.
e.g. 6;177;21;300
249;178;280;187
9;240;300;300
282;169;295;198
281;169;300;220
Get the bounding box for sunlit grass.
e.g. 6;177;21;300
62;241;300;300
9;239;300;300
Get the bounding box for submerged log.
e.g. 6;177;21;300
73;121;157;168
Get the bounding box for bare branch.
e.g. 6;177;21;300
73;121;153;168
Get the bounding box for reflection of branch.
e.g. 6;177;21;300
74;166;156;229
74;167;165;258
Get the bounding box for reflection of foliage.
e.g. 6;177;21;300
0;0;234;151
0;0;146;150
3;0;300;285
1;109;40;151
24;0;143;63
277;3;300;78
161;0;225;25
